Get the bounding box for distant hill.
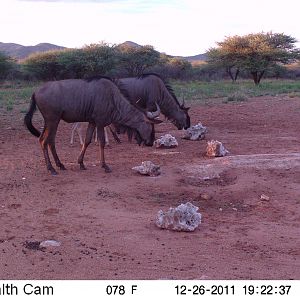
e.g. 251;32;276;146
0;40;207;62
0;42;66;59
183;53;207;63
117;41;207;63
118;41;142;49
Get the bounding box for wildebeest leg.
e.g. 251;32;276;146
77;123;84;145
94;127;98;144
104;127;109;146
70;123;77;145
97;125;112;173
70;122;83;145
108;125;121;144
77;122;95;170
39;123;57;175
48;122;66;171
49;131;66;170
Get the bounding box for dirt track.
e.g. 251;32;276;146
1;95;300;279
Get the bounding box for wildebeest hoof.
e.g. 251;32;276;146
103;164;112;173
59;164;66;170
49;168;58;175
79;163;87;170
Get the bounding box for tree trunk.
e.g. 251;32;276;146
227;67;239;82
226;67;234;82
257;70;265;84
234;68;240;81
251;71;259;85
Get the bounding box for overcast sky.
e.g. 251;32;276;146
1;0;299;56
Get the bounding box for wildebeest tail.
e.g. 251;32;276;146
24;93;41;137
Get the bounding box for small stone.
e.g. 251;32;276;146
132;161;161;176
183;123;208;141
156;202;202;232
200;193;212;200
154;134;178;148
39;240;61;247
260;194;270;201
206;140;229;157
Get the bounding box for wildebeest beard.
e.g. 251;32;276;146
114;124;144;145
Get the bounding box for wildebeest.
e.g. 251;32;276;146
24;76;161;175
71;73;190;144
117;73;190;130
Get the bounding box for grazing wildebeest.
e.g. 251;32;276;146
24;76;161;175
118;73;190;130
71;73;190;145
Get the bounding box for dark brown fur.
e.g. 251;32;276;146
24;77;158;175
117;73;190;130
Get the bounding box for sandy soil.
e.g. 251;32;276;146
1;95;300;280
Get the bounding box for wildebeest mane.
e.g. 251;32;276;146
113;78;132;104
138;73;182;108
85;75;133;105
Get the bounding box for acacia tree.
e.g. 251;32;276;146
23;51;61;80
117;44;160;76
23;43;117;80
207;32;300;84
207;47;240;82
58;43;117;78
0;52;15;80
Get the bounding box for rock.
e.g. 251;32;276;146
156;202;202;232
183;123;207;141
260;194;270;201
154;134;178;148
206;140;229;157
199;193;212;201
39;240;61;247
132;161;161;176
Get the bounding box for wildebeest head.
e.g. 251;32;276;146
171;101;190;130
118;74;192;130
114;103;162;146
139;102;162;146
137;117;162;146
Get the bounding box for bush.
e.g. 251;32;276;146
23;51;61;80
0;52;16;80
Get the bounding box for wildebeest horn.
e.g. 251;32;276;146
146;103;161;119
181;96;185;108
181;96;190;111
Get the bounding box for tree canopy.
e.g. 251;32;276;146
207;32;300;84
116;44;161;76
0;51;15;80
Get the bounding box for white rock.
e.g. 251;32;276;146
206;140;229;157
156;202;202;232
183;123;208;141
39;240;61;247
260;194;270;201
154;134;178;148
132;161;161;176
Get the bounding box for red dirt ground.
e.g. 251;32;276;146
1;95;300;280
